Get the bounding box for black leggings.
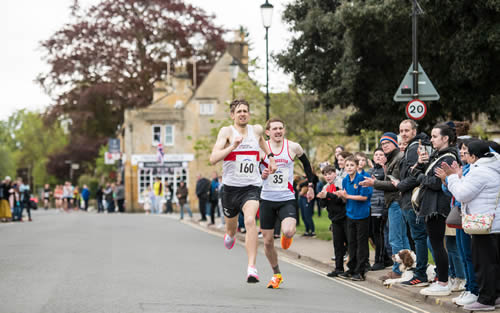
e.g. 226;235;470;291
426;214;448;282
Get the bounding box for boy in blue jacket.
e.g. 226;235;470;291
338;156;373;281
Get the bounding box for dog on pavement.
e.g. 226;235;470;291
383;249;436;286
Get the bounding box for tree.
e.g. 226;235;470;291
277;0;500;134
0;110;68;188
38;0;226;176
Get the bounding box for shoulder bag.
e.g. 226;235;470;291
462;189;500;235
411;153;455;210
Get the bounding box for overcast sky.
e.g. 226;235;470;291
0;0;293;121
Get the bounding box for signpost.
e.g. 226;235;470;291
406;99;427;120
393;0;439;121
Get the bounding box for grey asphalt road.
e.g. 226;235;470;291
0;210;415;313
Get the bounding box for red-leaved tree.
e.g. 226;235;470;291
38;0;226;180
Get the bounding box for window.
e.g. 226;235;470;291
199;102;214;115
152;125;161;146
165;125;174;146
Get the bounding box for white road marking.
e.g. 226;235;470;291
280;255;431;313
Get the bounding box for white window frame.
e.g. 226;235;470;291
152;125;162;146
199;102;214;115
165;124;174;146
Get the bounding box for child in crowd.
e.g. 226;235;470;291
367;148;392;270
338;156;373;281
354;152;371;177
317;165;348;277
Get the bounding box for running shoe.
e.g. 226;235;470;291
247;266;259;283
280;234;293;250
224;234;235;250
267;273;283;289
400;276;429;287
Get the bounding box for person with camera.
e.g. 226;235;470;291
410;122;460;296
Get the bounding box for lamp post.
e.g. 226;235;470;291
229;58;239;99
260;0;273;121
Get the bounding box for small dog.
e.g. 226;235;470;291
383;249;436;286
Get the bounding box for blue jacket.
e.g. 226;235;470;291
81;188;90;201
343;173;373;220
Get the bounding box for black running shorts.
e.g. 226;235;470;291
259;199;297;230
221;185;261;218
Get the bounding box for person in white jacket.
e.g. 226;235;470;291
439;140;500;311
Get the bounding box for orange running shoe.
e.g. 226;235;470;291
281;234;293;250
267;274;283;289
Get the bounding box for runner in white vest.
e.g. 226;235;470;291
209;99;276;284
259;117;315;289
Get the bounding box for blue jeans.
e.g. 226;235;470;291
299;196;315;233
388;201;410;275
446;235;465;279
179;203;192;219
456;229;479;295
401;208;428;280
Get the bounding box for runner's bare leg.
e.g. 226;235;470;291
225;215;238;238
262;229;278;268
242;200;259;267
281;217;297;238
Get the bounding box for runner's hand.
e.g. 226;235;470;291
268;158;277;174
317;190;326;199
232;136;243;149
261;168;270;180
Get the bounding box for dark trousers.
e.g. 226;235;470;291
83;199;88;211
370;216;391;265
117;199;125;213
332;219;348;272
107;200;115;213
347;217;370;275
426;214;448;282
21;202;31;220
471;234;500;306
165;200;173;213
97;199;104;213
209;200;218;224
198;197;207;220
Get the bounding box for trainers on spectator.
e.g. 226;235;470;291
370;263;385;271
419;282;451;296
400;276;429;287
450;277;466;292
456;292;479;306
351;273;365;281
453;291;469;304
463;301;495;311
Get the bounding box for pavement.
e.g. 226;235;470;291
181;214;500;313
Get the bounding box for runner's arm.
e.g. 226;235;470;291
255;125;277;173
292;143;314;183
292;142;315;201
209;127;237;165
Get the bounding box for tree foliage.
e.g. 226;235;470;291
277;0;500;134
38;0;226;177
0;110;68;188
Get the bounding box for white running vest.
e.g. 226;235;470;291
222;125;262;187
260;139;295;201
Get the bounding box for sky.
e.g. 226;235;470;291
0;0;294;121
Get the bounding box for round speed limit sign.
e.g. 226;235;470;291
406;99;427;120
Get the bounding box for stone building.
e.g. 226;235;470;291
121;39;249;212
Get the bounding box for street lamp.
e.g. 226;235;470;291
229;58;239;99
260;0;273;121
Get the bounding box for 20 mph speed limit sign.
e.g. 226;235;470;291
406;99;427;120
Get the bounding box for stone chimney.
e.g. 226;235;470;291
226;29;249;72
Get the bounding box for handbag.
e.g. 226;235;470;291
446;205;462;229
411;153;455;209
462;189;500;235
